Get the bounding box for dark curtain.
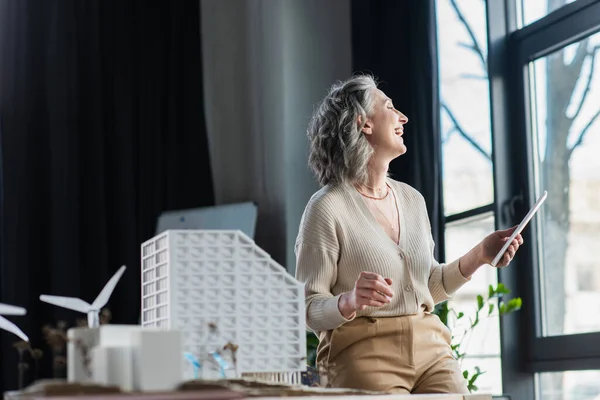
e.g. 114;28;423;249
0;0;214;392
351;0;444;259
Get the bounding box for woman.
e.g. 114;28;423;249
294;74;522;394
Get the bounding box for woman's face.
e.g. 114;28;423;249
361;89;409;159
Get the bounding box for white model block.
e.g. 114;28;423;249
129;329;182;391
91;346;134;391
67;325;182;392
140;230;306;381
67;325;144;383
67;327;98;383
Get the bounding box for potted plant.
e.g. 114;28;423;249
433;283;522;392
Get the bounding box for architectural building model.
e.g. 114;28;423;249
140;229;307;382
38;264;184;391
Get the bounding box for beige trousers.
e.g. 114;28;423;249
316;312;469;394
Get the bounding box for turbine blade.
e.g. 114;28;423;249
39;295;91;313
0;303;26;316
92;265;126;309
0;316;28;342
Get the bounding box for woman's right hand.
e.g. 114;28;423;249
338;272;394;319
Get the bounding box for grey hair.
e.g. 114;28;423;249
307;74;378;187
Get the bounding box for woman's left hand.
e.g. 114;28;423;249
479;226;524;267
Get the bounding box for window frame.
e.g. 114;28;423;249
487;0;600;397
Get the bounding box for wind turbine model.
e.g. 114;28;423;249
40;265;127;328
0;303;29;342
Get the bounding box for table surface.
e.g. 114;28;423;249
4;378;494;400
5;392;493;400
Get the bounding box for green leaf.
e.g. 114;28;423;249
477;295;484;310
496;283;510;295
488;284;494;299
305;331;319;367
471;312;480;328
488;303;495;316
506;297;523;313
434;302;450;327
467;370;481;393
463;370;469;379
499;302;507;315
457;311;464;320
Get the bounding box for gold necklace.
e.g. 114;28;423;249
363;183;387;193
355;184;389;200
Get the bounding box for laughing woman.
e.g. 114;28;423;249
294;74;522;394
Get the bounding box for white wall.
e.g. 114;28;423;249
200;0;352;272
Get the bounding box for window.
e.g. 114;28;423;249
526;23;600;400
528;31;600;337
437;0;494;216
537;370;600;400
436;0;502;394
487;0;600;399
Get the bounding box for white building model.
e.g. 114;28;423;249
140;230;307;383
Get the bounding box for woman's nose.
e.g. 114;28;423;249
396;110;408;124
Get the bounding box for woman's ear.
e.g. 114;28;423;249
361;120;373;135
358;115;373;135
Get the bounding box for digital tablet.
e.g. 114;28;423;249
491;190;548;267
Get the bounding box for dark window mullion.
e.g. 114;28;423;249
532;332;600;370
487;0;537;398
444;203;495;224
